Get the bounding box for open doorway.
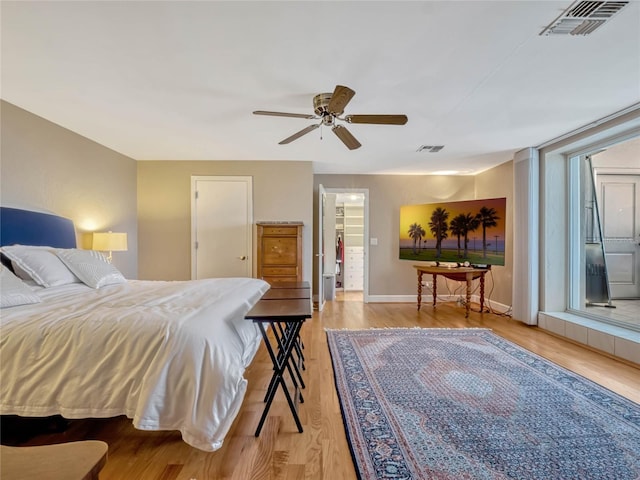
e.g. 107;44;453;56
321;188;368;303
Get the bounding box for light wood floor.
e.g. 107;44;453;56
5;298;640;479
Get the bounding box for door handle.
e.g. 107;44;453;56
238;256;247;260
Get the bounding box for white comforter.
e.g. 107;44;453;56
0;277;269;451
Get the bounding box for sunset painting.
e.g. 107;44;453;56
399;197;506;266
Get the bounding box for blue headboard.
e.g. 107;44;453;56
0;207;77;248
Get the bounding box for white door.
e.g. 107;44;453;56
597;174;640;298
191;176;252;279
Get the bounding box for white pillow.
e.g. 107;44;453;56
11;261;34;281
1;245;80;287
0;265;42;308
56;249;126;289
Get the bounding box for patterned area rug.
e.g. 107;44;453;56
326;328;640;480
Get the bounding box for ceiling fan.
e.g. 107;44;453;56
253;85;408;150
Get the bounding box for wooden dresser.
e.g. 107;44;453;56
256;222;303;284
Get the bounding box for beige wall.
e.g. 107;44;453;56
0;101;138;278
315;164;513;306
137;161;313;281
592;135;640;168
474;160;514;306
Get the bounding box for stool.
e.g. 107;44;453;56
1;440;108;480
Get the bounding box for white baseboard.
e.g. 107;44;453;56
367;294;511;314
367;294;416;303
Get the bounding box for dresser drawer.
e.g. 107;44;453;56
344;274;363;290
345;253;363;264
345;266;363;277
265;275;300;284
261;226;299;236
262;237;298;265
262;266;298;276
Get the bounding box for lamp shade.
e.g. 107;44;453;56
92;232;128;252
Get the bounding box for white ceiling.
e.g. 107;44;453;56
2;1;639;175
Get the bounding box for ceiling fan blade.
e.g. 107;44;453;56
332;125;361;150
278;124;320;144
327;85;356;116
345;114;408;125
254;110;317;119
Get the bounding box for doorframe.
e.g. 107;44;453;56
317;184;326;311
320;187;370;303
190;175;253;280
593;168;640;299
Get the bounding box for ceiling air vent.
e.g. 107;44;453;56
540;1;629;36
417;145;444;153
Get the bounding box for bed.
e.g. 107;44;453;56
0;207;270;451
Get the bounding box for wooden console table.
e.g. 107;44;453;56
413;265;490;318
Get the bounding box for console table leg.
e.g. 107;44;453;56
465;273;471;318
480;273;486;313
417;271;423;310
432;274;437;308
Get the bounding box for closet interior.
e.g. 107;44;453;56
332;193;364;293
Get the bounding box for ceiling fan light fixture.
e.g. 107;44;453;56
313;93;334;116
254;84;407;149
322;115;335;126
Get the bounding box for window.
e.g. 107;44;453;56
567;138;640;331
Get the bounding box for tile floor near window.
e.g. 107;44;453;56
586;299;640;327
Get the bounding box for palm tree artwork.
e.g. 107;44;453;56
399;197;505;265
461;213;480;257
407;223;426;254
477;206;500;259
417;225;426;252
428;207;449;258
451;212;480;258
449;216;464;257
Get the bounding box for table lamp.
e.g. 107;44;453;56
92;231;128;262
